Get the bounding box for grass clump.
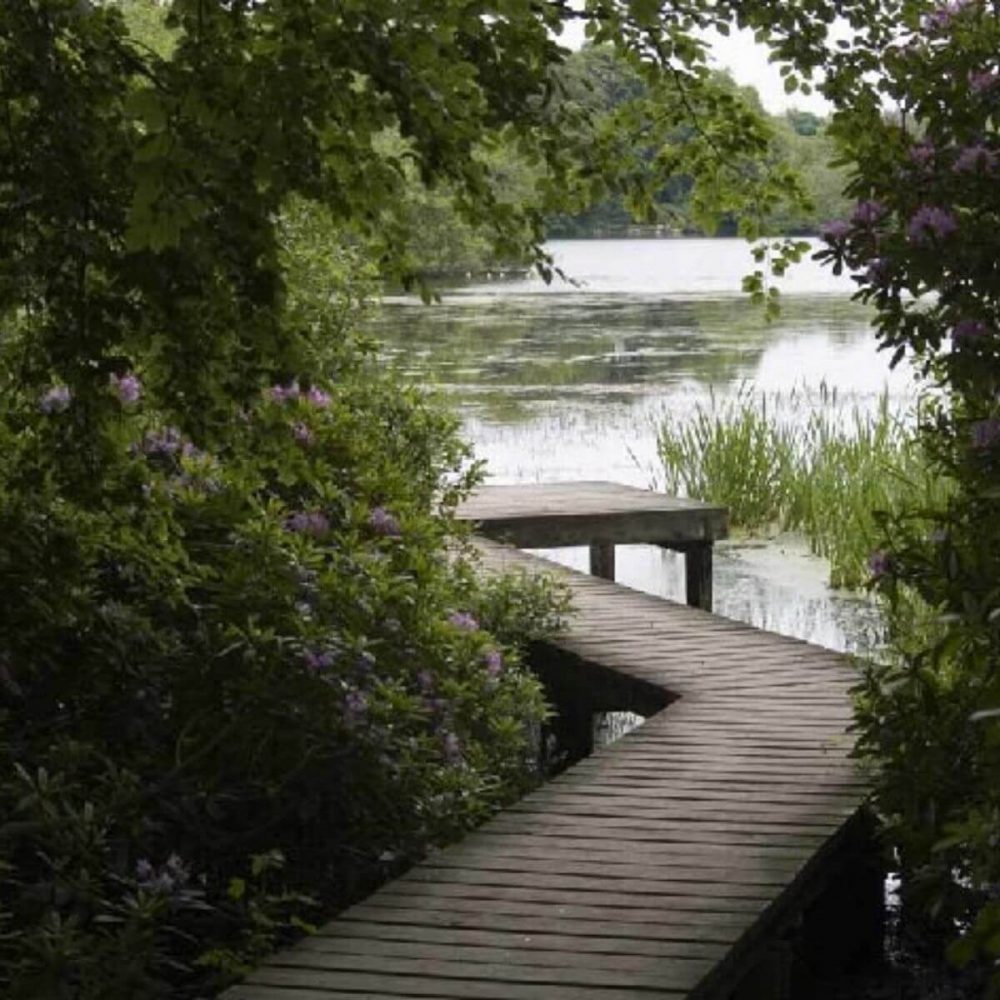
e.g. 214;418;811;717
657;384;949;589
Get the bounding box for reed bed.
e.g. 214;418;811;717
657;384;946;589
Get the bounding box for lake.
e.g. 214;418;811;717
370;238;917;654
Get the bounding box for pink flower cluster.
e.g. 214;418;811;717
908;140;935;170
448;611;479;631
483;649;503;679
139;426;185;456
285;510;330;536
952;319;991;344
922;0;973;31
953;143;998;174
969;69;999;93
110;371;142;404
369;506;402;537
266;381;332;408
906;206;957;243
303;649;335;673
820;219;851;244
39;385;71;413
851;200;886;227
971;418;1000;449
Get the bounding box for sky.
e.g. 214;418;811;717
703;27;834;116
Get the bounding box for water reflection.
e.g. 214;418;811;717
370;238;907;654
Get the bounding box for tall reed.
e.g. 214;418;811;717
657;384;947;589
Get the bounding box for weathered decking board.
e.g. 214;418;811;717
226;539;867;1000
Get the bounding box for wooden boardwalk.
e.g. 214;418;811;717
226;534;872;999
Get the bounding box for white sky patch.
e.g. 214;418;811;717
703;27;834;116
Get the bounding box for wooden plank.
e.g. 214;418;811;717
434;833;814;866
296;935;720;972
244;966;686;999
338;905;747;945
358;891;763;925
402;866;784;899
379;880;767;914
266;949;709;991
313;922;729;960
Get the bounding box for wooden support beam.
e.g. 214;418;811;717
588;541;615;581
685;541;713;612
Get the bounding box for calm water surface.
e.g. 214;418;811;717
371;238;918;654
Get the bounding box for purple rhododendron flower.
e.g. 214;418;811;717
953;144;998;174
908;141;935;168
417;669;436;693
164;853;188;880
923;0;971;30
266;381;300;403
851;201;886;226
285;511;330;536
442;731;462;766
292;422;313;445
952;319;991;344
369;506;401;537
140;426;184;456
305;386;332;408
819;219;851;244
907;206;957;243
448;611;479;631
39;385;71;414
864;258;891;286
868;551;893;579
136;854;188;894
343;689;368;727
110;372;142;404
303;649;334;673
971;418;1000;449
483;649;503;679
969;69;999;93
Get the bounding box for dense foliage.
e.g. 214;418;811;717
0;2;569;995
0;0;836;996
806;0;1000;985
547;49;851;239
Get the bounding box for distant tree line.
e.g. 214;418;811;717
394;45;852;275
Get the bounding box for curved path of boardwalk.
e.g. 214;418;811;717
226;538;871;1000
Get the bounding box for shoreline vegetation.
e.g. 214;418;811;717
656;384;949;592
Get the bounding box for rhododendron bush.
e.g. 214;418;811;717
810;0;1000;983
0;3;568;994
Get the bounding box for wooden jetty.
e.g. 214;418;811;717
458;481;727;610
225;482;875;1000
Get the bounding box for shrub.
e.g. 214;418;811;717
0;332;565;997
0;4;567;995
810;0;1000;984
